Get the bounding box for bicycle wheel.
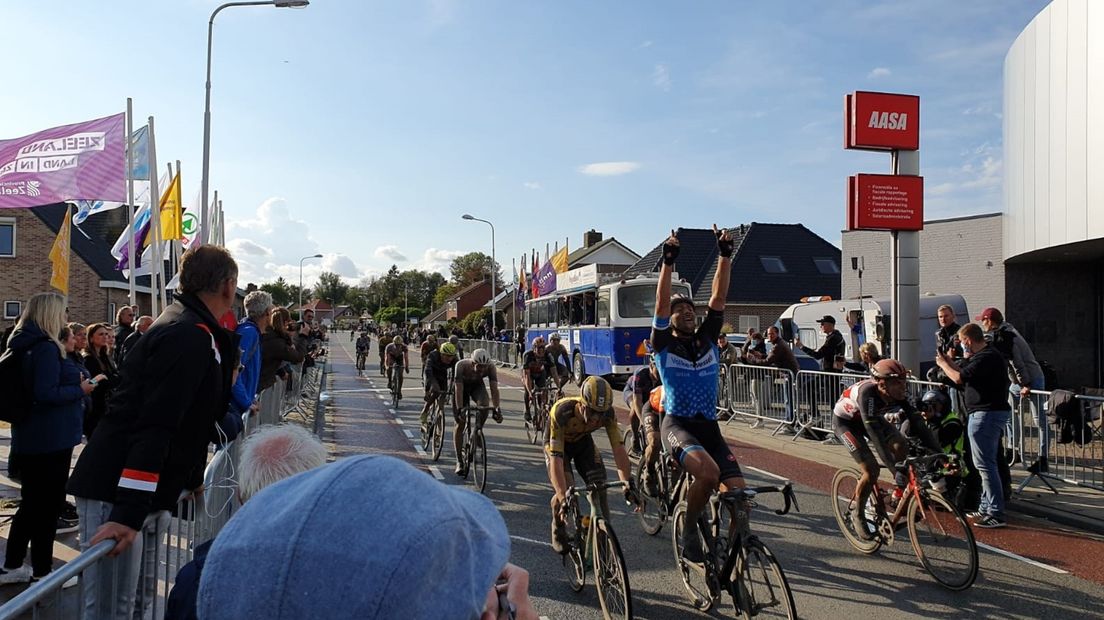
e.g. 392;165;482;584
420;412;432;451
594;520;633;620
472;431;488;493
907;491;978;590
525;412;537;444
671;502;716;612
563;502;586;592
622;427;639;463
431;403;445;461
635;459;664;536
830;468;882;554
732;537;797;619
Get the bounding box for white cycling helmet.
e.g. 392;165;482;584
471;348;492;365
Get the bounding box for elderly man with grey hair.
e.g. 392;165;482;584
230;291;273;422
166;424;327;620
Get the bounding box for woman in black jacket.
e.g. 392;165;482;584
81;323;119;439
0;294;96;584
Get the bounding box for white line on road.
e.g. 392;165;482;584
428;466;444;480
509;534;551;549
403;430;414;439
744;465;789;481
977;542;1068;574
394;417;405;424
414;445;426;457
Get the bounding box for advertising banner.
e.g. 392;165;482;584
0;113;126;208
849;173;924;231
535;259;557;296
845;91;920;151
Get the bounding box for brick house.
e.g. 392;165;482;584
445;281;491;322
624;223;842;332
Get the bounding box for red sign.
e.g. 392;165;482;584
848;174;923;231
845;91;919;151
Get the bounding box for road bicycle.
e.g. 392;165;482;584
457;405;493;493
671;477;799;618
420;388;446;461
621;421;646;462
561;480;634;620
633;440;682;536
355;350;367;375
388;365;405;409
525;386;559;445
830;445;978;590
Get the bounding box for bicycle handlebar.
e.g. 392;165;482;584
721;481;800;515
564;480;629;501
895;451;950;471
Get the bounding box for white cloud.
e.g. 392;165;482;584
578;161;641;176
867;67;891;79
227;239;272;257
652;63;671;91
417;248;466;276
374;244;407;262
322;254;361;279
638;40;653;49
522;181;542;190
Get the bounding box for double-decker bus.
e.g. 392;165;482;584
525;265;691;385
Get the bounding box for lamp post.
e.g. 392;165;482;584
201;0;309;245
462;214;496;336
299;253;322;318
404;282;409;327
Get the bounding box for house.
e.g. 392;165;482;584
623;223;841;332
446;281;491;321
299;299;335;324
482;284;520;330
420;305;449;329
566;230;641;273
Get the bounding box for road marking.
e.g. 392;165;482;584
509;534;551;549
977;542;1068;574
414;445;426;457
428;466;445;480
394;417;405;425
326;388;390;394
403;429;414;439
744;465;789;481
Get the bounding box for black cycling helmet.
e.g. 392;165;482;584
670;294;696;312
919;389;951;416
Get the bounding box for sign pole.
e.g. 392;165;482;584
892;149;921;374
126;99;137;308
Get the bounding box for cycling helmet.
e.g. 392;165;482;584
440;343;458;357
549;332;561;342
871;359;908;380
580;376;614;413
532;336;546;348
449;335;459;345
471;348;492;365
392;336;404;346
670;294;696;312
920;389;951;416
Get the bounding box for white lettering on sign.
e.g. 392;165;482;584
867;111;908;131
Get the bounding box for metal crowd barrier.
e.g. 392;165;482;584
458;338;519;368
1016;390;1104;493
721;364;798;436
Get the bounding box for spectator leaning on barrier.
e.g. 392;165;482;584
232;291;272;420
718;334;740;366
935;322;1011;529
166;424;327;620
747;326;800;375
0;294;97;585
795;315;846;372
197;455;536;620
82;323;120;439
259;307;305;392
66;245;241;618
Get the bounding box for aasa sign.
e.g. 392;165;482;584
847;173;924;231
845;91;920;151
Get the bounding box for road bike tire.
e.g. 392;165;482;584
670;502;716;612
621;427;640;463
594;519;633;620
732;537;797;620
830;468;882;554
525;415;537;444
431;402;445;462
472;430;488;494
634;459;665;536
907;490;978;591
563;501;586;593
420;413;433;451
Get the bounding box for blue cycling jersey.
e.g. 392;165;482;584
651;309;724;420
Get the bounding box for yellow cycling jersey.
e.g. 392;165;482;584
545;396;622;457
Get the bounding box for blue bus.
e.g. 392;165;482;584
525;268;691;385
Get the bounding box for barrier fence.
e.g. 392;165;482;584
458;338;519;368
0;354;329;620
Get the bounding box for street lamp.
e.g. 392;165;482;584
462;214;496;336
404;282;409;326
299;253;322;317
201;0;310;245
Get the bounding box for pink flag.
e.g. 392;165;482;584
0;112;126;208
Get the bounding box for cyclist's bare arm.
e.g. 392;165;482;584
547;454;569;499
655;229;677;320
490;379;501;409
709;224;732;312
612;444;634;483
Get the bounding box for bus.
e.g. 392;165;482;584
525;265;691;385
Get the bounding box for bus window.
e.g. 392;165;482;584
597;289;610;326
570;296;583;325
617;285;656;319
583;291;596;325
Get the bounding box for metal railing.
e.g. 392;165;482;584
721;364;798;436
458;338;519;368
1016;390;1104;492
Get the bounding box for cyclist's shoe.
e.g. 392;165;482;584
680;527;705;564
551;519;569;555
850;502;873;540
454;462;468;478
492;408;503;424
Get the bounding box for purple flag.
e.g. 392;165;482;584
536;260;557;296
0;113;126;209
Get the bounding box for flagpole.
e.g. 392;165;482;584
126;99;137;308
218;200;225;246
167;163;178;293
174;160;183;268
64;203;72;307
146;116;162;317
211;190;218;247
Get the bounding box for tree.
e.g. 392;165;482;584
260;277;293;307
312;271;350;306
433;283;460;309
449;252;503;289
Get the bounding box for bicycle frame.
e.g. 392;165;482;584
565;480;629;553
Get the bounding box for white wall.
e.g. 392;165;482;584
1004;0;1104;260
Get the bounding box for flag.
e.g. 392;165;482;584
181;189;201;249
531;253;539;298
114;203;152;273
551;246;569;274
48;209;71;295
536;259;557;296
516;259;527;311
0;112;126;208
156;172;183;242
128;125;150;181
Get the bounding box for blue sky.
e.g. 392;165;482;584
0;0;1051;287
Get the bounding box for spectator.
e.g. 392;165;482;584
717;334;740;366
741;328;766;361
795;315;846;371
259;307;304;392
747;326;799;375
0;294;96;585
0;319;15;353
66;245;241;618
197;455;536;620
858;342;881;368
62;322;92;533
112;306;135;366
82;323;121;439
166;424;326;620
927;304;963;383
935;322;1011;529
977;306;1047;464
118;315;153;362
231;291;273;420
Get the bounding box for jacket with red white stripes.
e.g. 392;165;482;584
67;292;239;531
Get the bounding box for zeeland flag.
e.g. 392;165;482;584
0;113;126;209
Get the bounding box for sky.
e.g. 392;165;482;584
0;0;1052;289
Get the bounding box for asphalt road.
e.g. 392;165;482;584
328;338;1104;619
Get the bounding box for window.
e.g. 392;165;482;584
108;302;117;324
4;301;20;320
596;290;610;326
617;285;658;319
813;258;839;274
759;256;787;274
738;315;760;332
0;218;14;258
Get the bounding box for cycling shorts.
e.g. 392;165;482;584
455;381;489;423
661;414;742;482
555;363;569;378
528;373;549;390
833;413;903;473
423;376;448;401
547;432;606;489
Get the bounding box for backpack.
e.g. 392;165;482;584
0;334;50;424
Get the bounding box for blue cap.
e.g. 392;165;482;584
197;455;510;619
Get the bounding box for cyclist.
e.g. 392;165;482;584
547;376;639;554
452;348;502;476
545;333;573;391
355;332;371;373
419;334;438;369
384;336;409;399
915;388;977;512
419;342;458;433
832;358;942;539
377;331;393;376
651;226;741;564
622;352;660;455
522;336;561;423
449;334;464;360
637;383;666;496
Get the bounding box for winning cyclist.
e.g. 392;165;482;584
652;226;741;564
546;376;639;554
833;358;942;539
522;336;560;424
419;342;458;433
384;335;409;399
452;348;502;476
545;333;573;391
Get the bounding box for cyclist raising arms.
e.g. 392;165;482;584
652;226;740;564
452;349;502;476
522;337;560;423
545;333;573;391
833;358;942;539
